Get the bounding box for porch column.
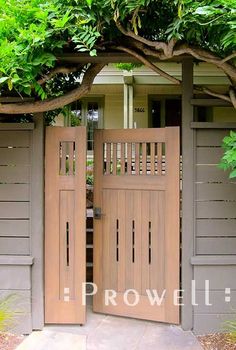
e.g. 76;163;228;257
123;72;134;128
181;58;194;330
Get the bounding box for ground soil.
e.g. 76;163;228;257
198;333;236;350
0;332;24;350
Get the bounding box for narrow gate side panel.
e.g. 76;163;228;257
45;127;86;324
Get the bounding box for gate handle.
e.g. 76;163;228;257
94;207;105;220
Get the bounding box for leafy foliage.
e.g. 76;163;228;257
0;0;235;102
219;130;236;178
115;63;143;71
0;294;24;331
169;0;236;54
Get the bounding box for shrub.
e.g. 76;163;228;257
0;294;23;332
219;131;236;179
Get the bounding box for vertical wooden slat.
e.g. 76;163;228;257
135;143;140;175
106;143;111;175
68;142;74;175
117;190;126;292
157;143;162;175
120;143;125;175
133;191;142;294
150;191;165;294
150;142;155;175
103;189;111;290
125;190;134;290
141;191;150;294
113;143;117;175
127;143;132;175
61;142;66;175
142;143;147;175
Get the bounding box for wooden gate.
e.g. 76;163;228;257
45;127;86;324
93;128;180;324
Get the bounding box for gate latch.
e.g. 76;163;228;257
94;207;103;220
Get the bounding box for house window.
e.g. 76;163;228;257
71;98;103;152
87;102;99;151
149;97;181;128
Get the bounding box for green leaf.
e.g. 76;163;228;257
7;79;13;90
90;49;97;56
0;76;9;84
86;0;93;8
229;169;236;178
23;86;31;95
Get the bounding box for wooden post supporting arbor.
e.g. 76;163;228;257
181;58;195;330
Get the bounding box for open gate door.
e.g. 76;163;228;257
93;128;180;324
45;127;86;324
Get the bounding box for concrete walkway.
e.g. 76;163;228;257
16;330;86;350
41;307;203;350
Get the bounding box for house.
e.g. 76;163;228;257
0;58;236;335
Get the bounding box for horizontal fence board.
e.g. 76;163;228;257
194;290;236;314
194;265;236;289
0;166;30;184
191;122;236;129
98;128;166;143
0;265;31;289
0;123;34;130
191;255;236;265
194;314;236;335
196;219;236;237
196;202;236;219
196;183;236;201
0;203;29;219
197;147;224;165
196;130;230;147
196;165;233;183
196;237;236;255
0;255;33;265
0;237;30;255
0;184;29;201
0;148;30;166
0;131;30;147
0;220;29;237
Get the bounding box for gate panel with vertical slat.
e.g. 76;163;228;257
45;127;86;324
93;128;180;324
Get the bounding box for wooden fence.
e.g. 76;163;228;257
190;123;236;334
0;117;44;334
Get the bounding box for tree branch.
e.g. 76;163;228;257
115;45;181;85
0;64;105;114
173;45;236;85
115;23;236;84
229;87;236;109
37;65;82;85
116;21;167;53
194;85;231;103
221;52;236;63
